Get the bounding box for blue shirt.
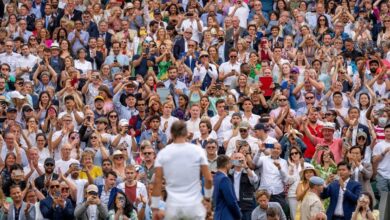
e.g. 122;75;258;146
139;129;167;152
68;30;90;54
104;54;130;75
113;92;138;121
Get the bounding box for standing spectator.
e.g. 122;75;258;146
300;176;327;220
213;154;242;220
74;184;109;220
68;20;89;55
321;161;362;220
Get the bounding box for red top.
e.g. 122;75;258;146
303;124;323;159
124;184;137;203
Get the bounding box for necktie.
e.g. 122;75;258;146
45;16;49;29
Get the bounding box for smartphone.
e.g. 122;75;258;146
145;48;150;54
55;191;61;197
265;143;274;149
128;76;137;81
231;160;241;166
186;12;193;17
216;84;222;90
86;116;91;122
113;59;118;63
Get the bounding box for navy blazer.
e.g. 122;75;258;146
39;196;75;220
98;185;122;211
179;51;199;72
213;171;242;220
321;179;362;220
173;37;185;59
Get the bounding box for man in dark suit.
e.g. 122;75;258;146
18;4;36;32
179;40;199;72
321;161;362;220
217;29;234;63
173;27;193;59
98;20;112;51
213;155;242;220
86;38;104;70
225;16;247;46
40;179;75;220
82;11;99;38
57;0;82;22
98;171;122;210
34;157;59;197
43;3;57;35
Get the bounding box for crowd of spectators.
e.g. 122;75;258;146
0;0;388;219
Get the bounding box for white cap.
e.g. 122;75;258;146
9;91;25;99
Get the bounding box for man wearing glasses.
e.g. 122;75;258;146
0;39;21;77
173;27;193;59
270;94;296;120
34;157;59;197
226;121;258;157
40;180;75;219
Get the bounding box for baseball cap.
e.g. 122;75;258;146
119;119;129;127
44;157;55;166
309;176;325;185
239;121;250;130
254;123;266;131
86;184;98;193
94;96;104;102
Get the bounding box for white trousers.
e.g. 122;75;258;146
164;202;206;220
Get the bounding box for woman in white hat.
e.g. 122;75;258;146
294;164;318;219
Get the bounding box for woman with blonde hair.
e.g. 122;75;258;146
230;74;251;101
294;164;318;219
237;38;249;63
78;150;104;181
156;28;168;47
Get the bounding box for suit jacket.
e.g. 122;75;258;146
34;173;59;196
352;162;375;205
74;202;109;220
42;14;57;34
85;47;104;70
2;202;35;220
96;32;112;51
225;27;246;44
213;171;242;220
173;37;185;59
179;51;199;72
18;14;36;32
98;185;122;210
321;178;362;220
57;8;82;22
39;196;75;220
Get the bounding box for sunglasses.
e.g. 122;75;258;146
61;187;69;192
290;152;300;156
45;163;54;167
109;115;118;118
90;136;98;139
358;136;366;140
239;129;248;133
1;68;9;71
50;185;60;189
305;96;314;100
114;156;124;160
279;99;287;101
143;152;153;155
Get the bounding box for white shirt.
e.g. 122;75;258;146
180;19;204;43
100;187;112;209
372;140;390;178
334;178;350;216
241;113;261;128
155;142;208;206
254;155;288;194
226;135;259;157
160;116;179;140
58;111;84;130
210;114;233;146
16;54;39;80
74;59;92;75
219;61;241;87
51;131;70;160
233;169;258;200
0;52;21;76
186;118;201;134
228;3;250;28
192;64;218;84
56;158;79;174
118;181;148;211
67;177;88;205
23;163;44;182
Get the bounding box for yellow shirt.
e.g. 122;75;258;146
79;166;103;180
